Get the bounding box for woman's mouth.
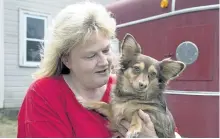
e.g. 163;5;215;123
95;69;108;74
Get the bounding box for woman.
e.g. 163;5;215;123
17;1;180;138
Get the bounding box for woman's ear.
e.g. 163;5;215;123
61;55;71;69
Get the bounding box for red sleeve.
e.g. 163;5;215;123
17;81;74;138
101;75;117;103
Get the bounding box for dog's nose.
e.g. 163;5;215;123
139;82;147;89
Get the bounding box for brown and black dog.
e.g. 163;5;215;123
80;33;186;138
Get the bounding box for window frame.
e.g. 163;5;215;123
110;38;121;55
19;9;50;67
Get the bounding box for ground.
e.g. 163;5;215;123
0;117;17;138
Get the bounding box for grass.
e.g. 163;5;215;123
0;117;17;138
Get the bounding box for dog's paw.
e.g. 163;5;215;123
75;96;92;109
126;130;140;138
81;102;93;110
76;96;84;103
75;96;87;106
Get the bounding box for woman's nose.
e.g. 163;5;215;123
97;53;108;66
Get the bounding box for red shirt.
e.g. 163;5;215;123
17;75;115;138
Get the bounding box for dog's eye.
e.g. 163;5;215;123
133;66;140;73
149;72;157;79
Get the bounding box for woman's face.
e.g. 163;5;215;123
65;33;113;89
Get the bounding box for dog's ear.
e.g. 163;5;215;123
120;33;141;61
159;58;186;80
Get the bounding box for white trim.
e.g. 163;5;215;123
117;4;219;28
165;90;220;96
171;0;176;12
27;38;45;42
19;9;50;67
0;0;4;108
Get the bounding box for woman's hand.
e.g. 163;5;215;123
116;109;158;138
136;109;158;138
115;109;181;138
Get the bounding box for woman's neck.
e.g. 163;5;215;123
63;74;106;101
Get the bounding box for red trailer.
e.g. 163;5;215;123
106;0;219;138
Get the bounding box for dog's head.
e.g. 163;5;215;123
118;33;186;98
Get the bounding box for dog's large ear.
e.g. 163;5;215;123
159;58;186;80
120;33;141;61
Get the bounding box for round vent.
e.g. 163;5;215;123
176;41;199;65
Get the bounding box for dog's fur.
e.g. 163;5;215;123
80;33;186;138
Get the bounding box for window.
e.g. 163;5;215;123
19;9;50;67
110;38;120;74
110;38;120;55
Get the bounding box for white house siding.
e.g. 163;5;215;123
4;0;117;108
0;0;4;109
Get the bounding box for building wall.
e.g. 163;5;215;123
0;0;4;108
4;0;117;108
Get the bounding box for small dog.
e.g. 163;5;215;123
80;33;186;138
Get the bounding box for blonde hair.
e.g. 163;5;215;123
33;1;117;79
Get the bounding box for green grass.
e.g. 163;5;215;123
0;117;17;138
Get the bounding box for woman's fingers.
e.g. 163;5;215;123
121;120;130;129
138;109;158;138
116;120;130;137
112;132;123;138
138;109;154;126
117;124;128;137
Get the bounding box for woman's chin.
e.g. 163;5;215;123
93;75;110;86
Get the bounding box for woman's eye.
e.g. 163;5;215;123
86;54;96;59
103;48;110;54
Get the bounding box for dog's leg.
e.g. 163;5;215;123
126;111;142;138
80;100;111;119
